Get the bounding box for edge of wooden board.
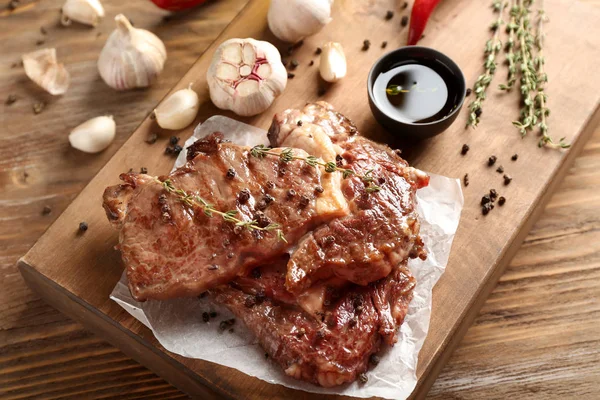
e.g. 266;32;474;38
410;101;600;399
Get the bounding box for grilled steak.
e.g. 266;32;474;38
269;102;429;295
213;260;416;387
103;133;348;301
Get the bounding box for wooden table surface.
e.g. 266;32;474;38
1;0;598;399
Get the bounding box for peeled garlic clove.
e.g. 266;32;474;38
207;38;287;117
154;85;200;130
268;0;333;43
61;0;105;27
69;115;116;153
98;14;167;91
22;48;70;96
319;42;346;83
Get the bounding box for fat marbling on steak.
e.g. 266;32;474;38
103;133;348;301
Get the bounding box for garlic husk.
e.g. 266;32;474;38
268;0;333;43
98;14;167;91
69;116;116;153
154;85;200;130
319;42;346;83
207;38;287;117
22;48;70;96
61;0;105;27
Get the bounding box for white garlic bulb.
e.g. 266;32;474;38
69;115;116;153
154;85;200;130
207;38;287;117
268;0;333;43
319;42;346;82
22;48;70;95
98;14;167;91
61;0;105;27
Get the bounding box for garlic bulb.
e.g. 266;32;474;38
154;85;199;130
61;0;105;27
319;42;346;83
268;0;333;43
207;38;287;117
22;48;70;96
98;14;167;91
69;115;116;153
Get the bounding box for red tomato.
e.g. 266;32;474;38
149;0;209;11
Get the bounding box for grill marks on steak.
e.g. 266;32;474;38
269;102;429;295
103;133;349;301
213;262;415;387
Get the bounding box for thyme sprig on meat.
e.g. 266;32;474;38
466;0;506;128
250;145;382;193
157;178;287;242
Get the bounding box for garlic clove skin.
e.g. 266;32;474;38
268;0;333;43
22;48;70;95
154;85;200;130
69;115;116;153
207;38;287;117
319;42;346;83
61;0;105;27
98;14;167;91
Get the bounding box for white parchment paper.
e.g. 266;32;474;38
111;116;464;400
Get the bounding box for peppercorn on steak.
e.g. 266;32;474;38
103;101;429;386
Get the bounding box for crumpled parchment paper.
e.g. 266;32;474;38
110;116;464;400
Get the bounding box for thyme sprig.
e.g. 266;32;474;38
512;0;538;137
467;0;506;128
156;178;287;242
250;145;382;193
533;4;569;148
499;0;518;91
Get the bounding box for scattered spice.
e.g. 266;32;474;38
359;373;369;384
210;311;218;318
287;189;296;198
6;94;17;105
315;186;324;194
296;327;306;338
226;168;236;179
42;205;52;215
463;173;469;187
318;87;327;96
290;59;299;69
482;202;494;215
251;268;261;279
244;295;256;308
362;39;371;51
202;312;210;322
511;153;518;161
503;174;512;185
496;165;504;173
297;120;303;126
299;195;311;207
33;102;46;115
466;88;472;96
461;144;470;155
8;0;19;11
40;27;47;35
490;189;498;201
140;167;148;174
208;264;219;270
146;132;158;144
219;318;236;332
381;41;388;49
229;328;234;333
402;1;409;10
238;189;250;204
79;222;88;232
369;354;380;366
498;196;506;205
481;194;492;206
287;72;295;79
36;39;45;46
401;15;409;27
385;10;394;20
315;47;322;55
169;136;179;145
488;155;497;166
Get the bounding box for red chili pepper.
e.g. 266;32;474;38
149;0;209;11
407;0;442;46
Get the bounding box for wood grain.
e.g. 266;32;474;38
2;0;600;399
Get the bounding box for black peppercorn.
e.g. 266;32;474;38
496;166;504;174
6;94;17;105
402;1;408;9
226;168;236;179
474;108;482;118
336;154;344;167
481;194;492;205
210;311;218;318
370;354;380;366
290;59;299;69
511;154;518;161
140;167;148;174
385;10;394;20
318;87;327;96
362;39;371;51
315;186;324;194
287;189;296;198
503;174;512;185
463;173;469;187
482;203;494;215
309;60;314;66
461;144;470;155
299;195;311;207
498;196;506;206
488;155;497;166
238;189;250;204
42;205;52;215
202;312;210;322
297;120;303;126
169;136;179;145
401;15;409;27
79;222;88;232
173;144;183;154
359;373;368;384
466;88;472;96
287;72;295;79
315;47;322;55
381;41;388;48
490;189;498;201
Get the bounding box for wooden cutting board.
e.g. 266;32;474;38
18;0;600;398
